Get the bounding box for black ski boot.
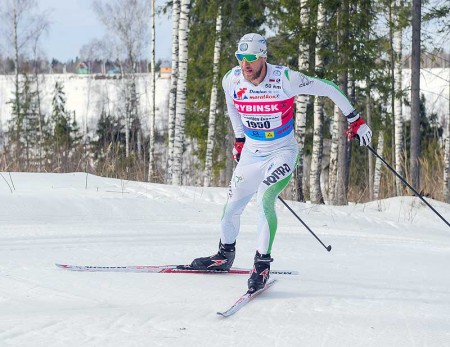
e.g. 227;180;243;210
190;241;236;271
247;251;273;293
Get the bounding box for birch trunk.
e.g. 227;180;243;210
328;105;340;203
444;132;450;202
293;0;309;202
203;5;222;187
336;1;349;206
172;0;190;186
393;0;404;196
310;96;323;203
166;0;180;184
148;0;156;181
309;2;325;204
444;68;450;202
410;0;421;188
366;93;374;200
373;130;385;199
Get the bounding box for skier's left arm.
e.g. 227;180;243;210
284;69;372;146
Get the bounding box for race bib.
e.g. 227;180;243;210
234;97;295;141
242;113;282;130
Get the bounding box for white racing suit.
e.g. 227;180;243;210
221;63;356;255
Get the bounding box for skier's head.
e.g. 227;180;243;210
235;33;267;83
235;33;267;63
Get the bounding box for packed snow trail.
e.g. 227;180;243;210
1;172;450;346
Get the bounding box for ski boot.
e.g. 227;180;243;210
247;251;273;293
189;240;236;271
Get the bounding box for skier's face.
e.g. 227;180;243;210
239;57;267;85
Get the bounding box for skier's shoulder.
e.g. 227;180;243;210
266;63;290;80
273;64;316;91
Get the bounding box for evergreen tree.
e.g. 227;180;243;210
7;74;42;170
47;81;82;171
92;110;126;176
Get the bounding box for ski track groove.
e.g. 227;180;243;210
1;319;62;344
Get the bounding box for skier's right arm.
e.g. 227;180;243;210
222;70;246;161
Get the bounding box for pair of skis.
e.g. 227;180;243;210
56;263;297;317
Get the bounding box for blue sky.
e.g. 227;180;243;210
38;0;172;62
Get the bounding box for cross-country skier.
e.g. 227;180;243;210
189;33;372;293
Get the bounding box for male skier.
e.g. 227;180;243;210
189;33;372;293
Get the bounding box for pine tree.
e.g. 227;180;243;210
7;74;41;170
48;81;82;171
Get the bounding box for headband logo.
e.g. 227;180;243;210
239;43;248;52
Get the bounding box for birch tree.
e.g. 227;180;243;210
392;0;405;196
148;0;157;181
328;105;340;203
166;0;180;184
373;129;385;199
203;5;222;187
172;0;191;185
309;2;325;204
444;69;450;203
292;0;310;202
333;0;350;206
410;0;421;188
374;106;386;199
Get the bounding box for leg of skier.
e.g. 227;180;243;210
248;147;298;292
190;150;263;271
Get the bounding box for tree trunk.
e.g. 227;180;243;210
310;96;323;203
373;130;385;200
410;0;421;188
335;1;349;205
148;0;157;181
373;105;386;199
172;0;191;186
292;0;309;202
166;0;180;184
309;2;325;204
366;93;374;200
444;67;450;202
203;5;222;187
394;0;404;196
328;105;340;203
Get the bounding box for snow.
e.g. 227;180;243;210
1;172;450;346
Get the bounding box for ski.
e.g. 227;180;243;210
55;264;298;275
217;279;277;317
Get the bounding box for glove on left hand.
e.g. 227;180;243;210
345;115;372;146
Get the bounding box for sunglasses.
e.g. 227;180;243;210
235;52;262;63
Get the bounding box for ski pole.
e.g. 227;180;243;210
278;197;332;252
367;145;450;229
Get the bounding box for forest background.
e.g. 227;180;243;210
0;0;449;206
